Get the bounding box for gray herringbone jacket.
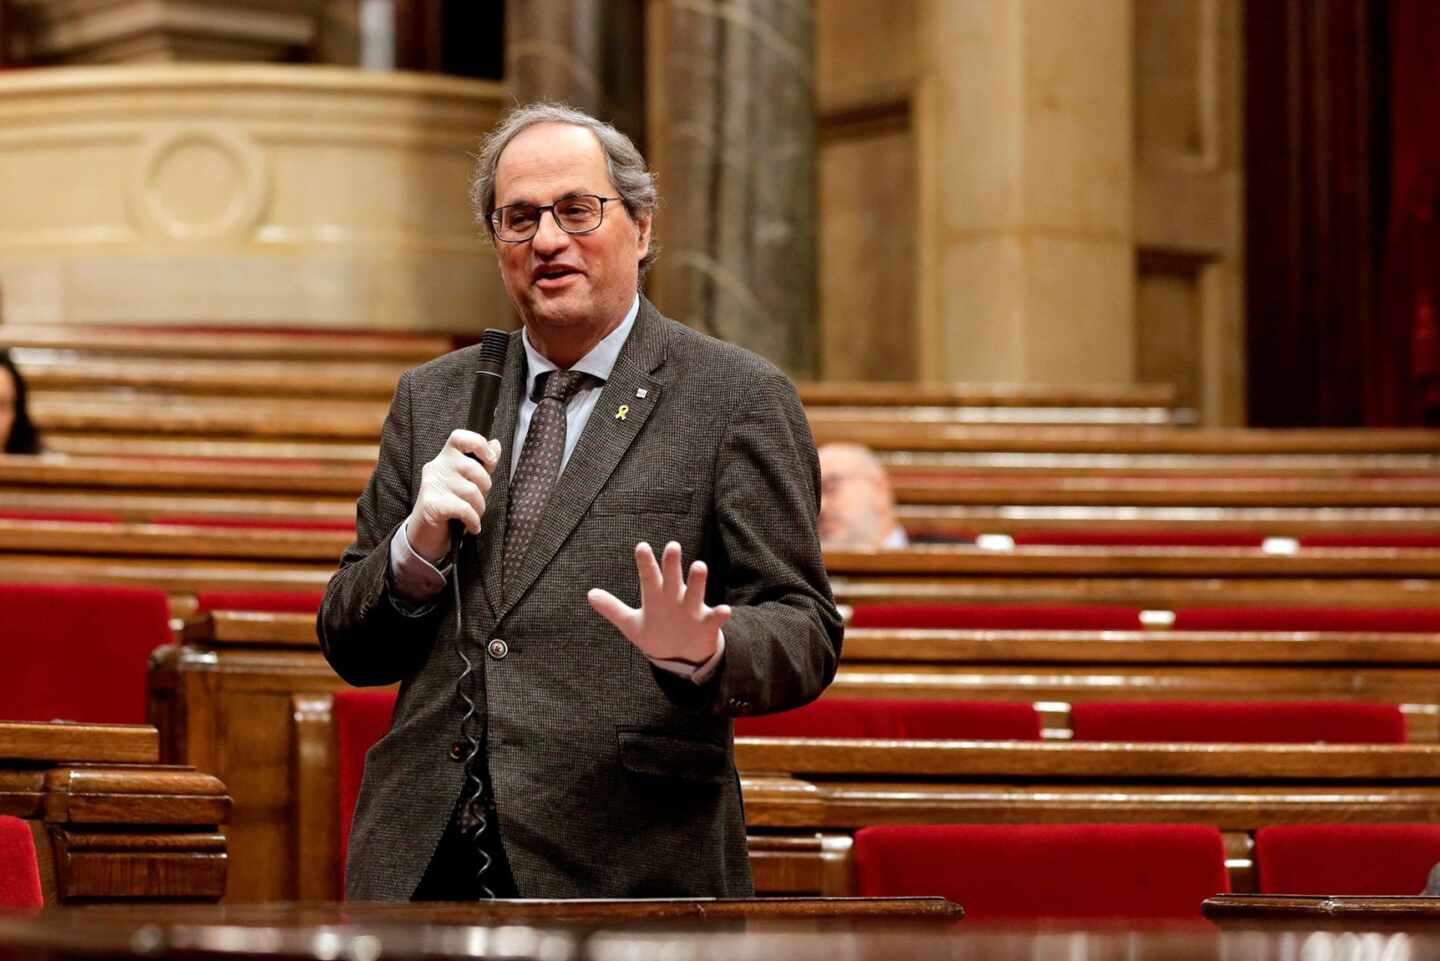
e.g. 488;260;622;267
318;300;843;900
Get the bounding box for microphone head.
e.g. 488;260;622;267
477;328;509;369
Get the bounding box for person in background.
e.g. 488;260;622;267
0;351;40;454
817;443;907;550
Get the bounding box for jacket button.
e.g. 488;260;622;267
488;638;509;660
449;741;466;762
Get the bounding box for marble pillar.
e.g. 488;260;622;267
647;0;816;376
914;0;1134;383
505;0;647;145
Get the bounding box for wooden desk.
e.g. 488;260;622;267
149;614;371;905
1204;894;1440;930
5;903;1440;961
0;722;230;904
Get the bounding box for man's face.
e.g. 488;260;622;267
818;444;897;550
491;123;651;346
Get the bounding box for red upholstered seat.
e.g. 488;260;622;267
1070;701;1407;744
847;604;1144;630
1256;824;1440;895
734;698;1041;740
853;823;1229;920
334;690;398;894
1;581;169;724
195;590;326;614
1300;533;1440;548
1171;606;1440;632
0;816;43;911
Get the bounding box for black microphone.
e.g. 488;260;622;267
450;328;510;552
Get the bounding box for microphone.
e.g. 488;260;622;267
451;328;510;552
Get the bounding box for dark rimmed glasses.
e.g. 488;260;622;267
489;194;623;243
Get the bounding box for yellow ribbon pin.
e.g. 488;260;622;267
615;404;629;421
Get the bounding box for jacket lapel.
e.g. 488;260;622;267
479;331;528;620
495;299;668;619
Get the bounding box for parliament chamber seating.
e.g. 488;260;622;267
194;590;326;614
2;581;168;724
847;603;1440;633
1254;824;1440;896
1068;701;1408;744
847;603;1148;630
851;823;1230;920
0;815;43;911
733;698;1042;739
13;324;1440;913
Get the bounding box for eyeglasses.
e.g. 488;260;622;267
489;194;623;243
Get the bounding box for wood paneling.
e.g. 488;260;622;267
1133;0;1245;424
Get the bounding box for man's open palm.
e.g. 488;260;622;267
588;541;732;664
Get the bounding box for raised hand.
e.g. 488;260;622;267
587;541;732;665
405;430;502;562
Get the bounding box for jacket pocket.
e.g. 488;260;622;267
591;488;694;516
617;729;731;783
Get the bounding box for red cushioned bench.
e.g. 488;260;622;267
854;823;1230;920
735;698;1041;740
2;581;170;724
1256;824;1440;895
1069;701;1408;745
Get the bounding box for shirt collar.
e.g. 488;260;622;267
520;294;639;401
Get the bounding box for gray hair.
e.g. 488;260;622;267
469;102;659;276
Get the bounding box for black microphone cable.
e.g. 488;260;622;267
448;328;508;899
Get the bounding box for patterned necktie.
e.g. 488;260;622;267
502;368;597;587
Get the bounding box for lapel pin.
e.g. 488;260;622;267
636;388;648;399
615;404;630;421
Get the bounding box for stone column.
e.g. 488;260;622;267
913;0;1134;383
505;0;646;145
647;0;816;376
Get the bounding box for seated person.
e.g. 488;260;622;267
0;351;39;454
817;442;907;550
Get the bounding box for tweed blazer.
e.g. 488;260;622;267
318;299;844;900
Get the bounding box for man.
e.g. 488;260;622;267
318;102;842;901
817;443;908;550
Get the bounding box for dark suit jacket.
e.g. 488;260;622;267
318;299;843;900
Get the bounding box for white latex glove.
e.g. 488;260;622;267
588;541;733;664
405;430;502;563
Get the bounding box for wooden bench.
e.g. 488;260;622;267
0;325;453;362
154;610;1440;901
17;454;1440;519
834;627;1440;741
10;518;1440;615
8;549;1440;618
811;423;1440;455
899;504;1440;538
0;721;229;905
734;739;1440;896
